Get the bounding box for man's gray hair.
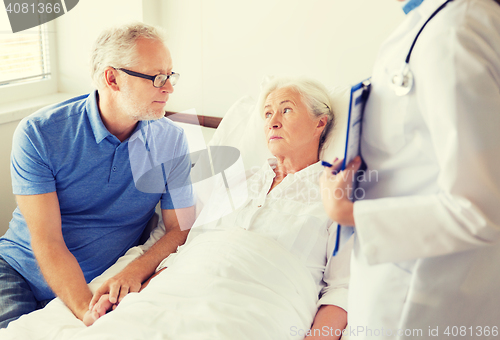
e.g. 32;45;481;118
90;22;167;89
258;77;336;154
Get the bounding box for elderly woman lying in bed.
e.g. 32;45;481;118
81;77;351;340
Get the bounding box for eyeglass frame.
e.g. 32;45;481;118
114;68;180;88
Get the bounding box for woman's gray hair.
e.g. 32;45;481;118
257;77;336;155
90;22;167;89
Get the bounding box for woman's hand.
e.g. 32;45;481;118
305;305;347;340
82;294;116;326
320;157;362;226
140;267;166;292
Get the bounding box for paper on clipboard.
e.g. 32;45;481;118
332;79;371;256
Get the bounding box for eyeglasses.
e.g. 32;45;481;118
115;68;180;88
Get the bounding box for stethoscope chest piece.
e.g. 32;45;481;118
388;0;456;97
390;62;414;96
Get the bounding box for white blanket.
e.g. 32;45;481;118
1;229;319;340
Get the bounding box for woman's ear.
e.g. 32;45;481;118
316;116;328;135
104;67;119;91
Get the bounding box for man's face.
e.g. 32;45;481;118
117;38;174;121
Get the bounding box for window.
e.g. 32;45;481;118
0;11;57;105
0;24;51;87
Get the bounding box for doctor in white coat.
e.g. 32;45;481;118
321;0;500;338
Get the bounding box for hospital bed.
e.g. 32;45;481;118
0;86;350;340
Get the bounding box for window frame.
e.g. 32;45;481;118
0;20;58;105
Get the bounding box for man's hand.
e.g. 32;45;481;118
89;207;194;311
89;264;143;309
86;266;169;323
320;157;362;226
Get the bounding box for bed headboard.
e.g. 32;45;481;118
165;111;222;129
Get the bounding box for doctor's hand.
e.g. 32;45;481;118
89;264;143;312
320;156;362;226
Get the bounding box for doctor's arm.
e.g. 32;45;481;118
353;20;500;264
17;192;94;322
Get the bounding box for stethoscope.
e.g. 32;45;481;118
391;0;455;96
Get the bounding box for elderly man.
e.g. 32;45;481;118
0;22;195;328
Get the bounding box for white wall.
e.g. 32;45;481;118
0;0;144;236
161;0;405;117
0;0;404;236
55;0;144;94
0;121;19;235
23;0;405;113
51;0;406;115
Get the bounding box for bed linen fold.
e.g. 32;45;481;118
1;229;318;340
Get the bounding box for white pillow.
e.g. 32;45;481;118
208;86;350;169
208;96;271;171
322;85;350;163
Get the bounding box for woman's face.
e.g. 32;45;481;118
263;87;324;159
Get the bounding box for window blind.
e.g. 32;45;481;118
0;24;51;86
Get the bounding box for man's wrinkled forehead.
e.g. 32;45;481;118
133;38;173;74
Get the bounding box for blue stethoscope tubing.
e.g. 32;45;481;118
391;0;455;96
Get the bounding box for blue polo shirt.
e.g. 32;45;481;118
402;0;424;14
0;90;194;301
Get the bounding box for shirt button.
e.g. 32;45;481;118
112;167;117;172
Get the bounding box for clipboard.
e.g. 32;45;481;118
332;79;371;256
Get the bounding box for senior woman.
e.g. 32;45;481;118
80;77;350;340
256;77;349;339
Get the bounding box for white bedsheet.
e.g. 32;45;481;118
1;229;320;340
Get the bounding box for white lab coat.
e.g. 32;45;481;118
349;0;500;339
